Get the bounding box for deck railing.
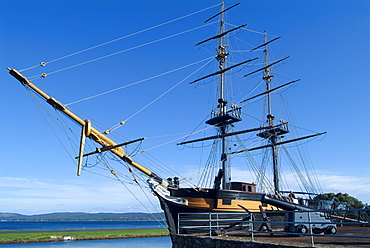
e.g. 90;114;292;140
178;209;370;247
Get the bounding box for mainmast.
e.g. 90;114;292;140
257;31;289;194
264;31;280;194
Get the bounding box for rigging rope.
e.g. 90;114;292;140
232;129;271;189
19;3;221;73
109;159;167;227
25;87;80;166
282;145;316;194
227;22;280;37
137;148;199;190
141;126;212;154
27;22;217;80
25;83;150;184
24;84;172;226
105;57;214;134
65;56;214;107
198;139;220;188
106;163;167;228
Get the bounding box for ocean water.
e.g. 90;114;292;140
0;221;171;247
0;220;166;231
0;236;172;247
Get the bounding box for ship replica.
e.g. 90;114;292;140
8;1;330;238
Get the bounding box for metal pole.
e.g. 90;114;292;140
209;212;212;237
177;213;180;235
308;211;315;247
250;213;254;242
217;213;219;232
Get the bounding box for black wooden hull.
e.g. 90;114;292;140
155;188;280;236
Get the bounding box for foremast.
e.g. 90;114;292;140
206;0;247;190
185;1;247;190
204;1;241;190
216;0;229;190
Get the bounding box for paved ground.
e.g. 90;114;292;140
221;226;370;247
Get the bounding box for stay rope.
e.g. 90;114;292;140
25;85;169;220
141;126;212;154
65;56;212;107
19;3;220;73
105;57;214;134
232;129;273;192
107;163;168;229
25;86;80;166
40;22;217;79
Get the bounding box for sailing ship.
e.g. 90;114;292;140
8;1;329;237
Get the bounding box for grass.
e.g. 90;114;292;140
0;229;169;244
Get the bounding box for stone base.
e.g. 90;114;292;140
172;235;305;248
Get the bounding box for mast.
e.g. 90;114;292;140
257;31;288;194
205;0;244;190
238;32;325;195
264;31;279;194
188;1;247;190
217;0;230;190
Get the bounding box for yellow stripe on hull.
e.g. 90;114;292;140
181;197;279;212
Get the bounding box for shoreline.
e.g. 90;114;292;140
0;228;169;244
0;227;160;234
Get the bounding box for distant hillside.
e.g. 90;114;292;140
0;212;165;221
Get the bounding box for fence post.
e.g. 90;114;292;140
250;213;254;242
308;211;315;247
209;212;212;237
177;213;180;235
216;213;219;232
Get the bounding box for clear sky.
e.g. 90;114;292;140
1;0;370;215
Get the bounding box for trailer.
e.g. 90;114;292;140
261;195;337;235
285;211;337;235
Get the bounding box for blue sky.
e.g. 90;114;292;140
1;0;370;214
